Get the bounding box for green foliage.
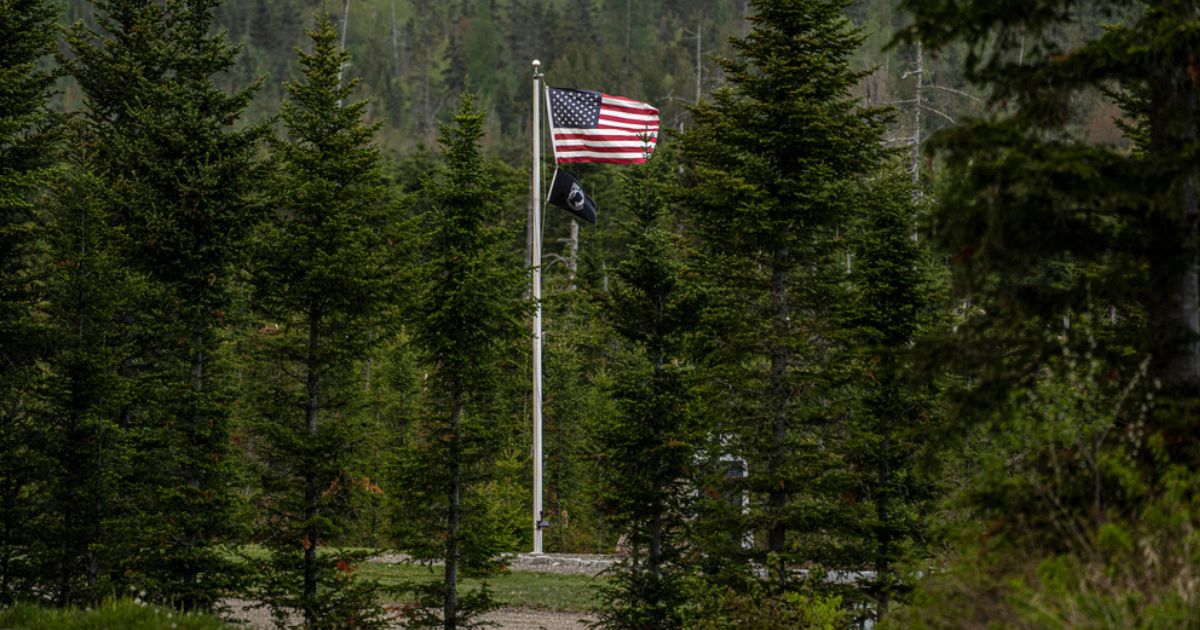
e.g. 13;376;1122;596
246;11;394;627
678;0;898;613
25;142;146;607
898;0;1200;439
540;291;618;553
591;151;698;629
0;0;61;604
954;327;1154;553
55;0;771;159
0;599;231;630
888;339;1200;629
680;578;851;630
65;0;269;609
892;2;1200;624
8;2;1194;627
252;548;388;629
390;93;528;629
356;560;602;612
839;167;942;618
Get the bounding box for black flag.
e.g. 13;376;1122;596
547;169;597;224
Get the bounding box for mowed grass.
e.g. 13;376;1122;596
0;562;600;629
0;599;230;629
358;561;603;612
234;546;604;611
234;544;604;609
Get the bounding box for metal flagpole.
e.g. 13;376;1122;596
530;59;545;555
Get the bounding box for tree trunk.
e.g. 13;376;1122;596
304;307;321;627
651;352;666;574
765;248;791;586
89;405;104;592
444;402;463;630
874;377;894;619
181;345;206;611
57;405;82;607
0;479;13;601
649;492;663;577
1147;0;1200;393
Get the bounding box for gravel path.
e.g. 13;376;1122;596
226;601;595;629
483;607;595;629
371;553;616;577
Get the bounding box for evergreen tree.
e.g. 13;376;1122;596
842;170;940;620
32;143;140;607
66;0;268;609
898;0;1200;448
540;289;617;554
677;0;888;597
248;12;392;628
593;153;698;628
887;1;1200;623
0;0;60;603
391;93;527;630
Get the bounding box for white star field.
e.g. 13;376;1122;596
549;88;601;128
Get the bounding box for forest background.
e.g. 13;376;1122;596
5;0;1194;629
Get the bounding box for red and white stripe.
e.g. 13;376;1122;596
551;93;659;165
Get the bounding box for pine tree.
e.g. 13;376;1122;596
391;93;527;630
65;0;268;609
0;0;61;603
593;153;698;628
677;0;888;596
247;12;392;628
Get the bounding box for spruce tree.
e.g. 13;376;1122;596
898;1;1200;449
539;289;615;553
32;143;140;607
842;170;940;620
247;12;393;628
0;0;61;603
66;0;267;608
391;93;526;630
677;0;888;596
888;1;1200;623
593;153;698;629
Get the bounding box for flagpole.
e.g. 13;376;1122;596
530;59;545;555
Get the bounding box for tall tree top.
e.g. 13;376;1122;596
680;0;889;256
416;93;526;402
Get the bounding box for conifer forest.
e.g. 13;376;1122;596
4;0;1200;628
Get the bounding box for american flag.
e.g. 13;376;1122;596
546;87;659;164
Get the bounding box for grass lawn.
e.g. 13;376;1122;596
358;560;603;612
236;546;604;612
0;567;599;629
0;600;230;629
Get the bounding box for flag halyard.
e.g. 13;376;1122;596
546;87;659;164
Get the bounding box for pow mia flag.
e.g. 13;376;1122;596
547;168;597;224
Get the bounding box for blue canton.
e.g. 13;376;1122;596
549;88;602;129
